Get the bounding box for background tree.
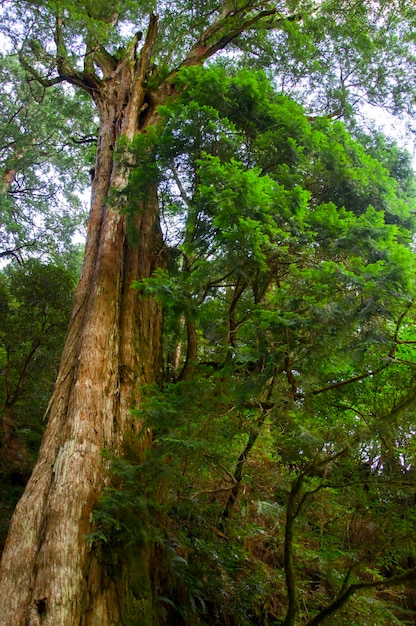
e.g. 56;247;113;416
1;1;416;624
0;54;94;261
0;259;77;551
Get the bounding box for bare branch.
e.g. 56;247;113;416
6;338;42;408
71;134;98;145
190;485;235;499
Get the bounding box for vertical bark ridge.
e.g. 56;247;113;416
0;83;163;626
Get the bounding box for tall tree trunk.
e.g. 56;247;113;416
0;4;305;623
0;48;165;626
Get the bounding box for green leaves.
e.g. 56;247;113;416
111;64;416;623
0;259;76;427
2;0;416;621
0;54;93;260
0;256;77;551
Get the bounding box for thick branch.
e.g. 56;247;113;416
93;46;118;76
282;447;349;626
53;15;103;94
19;38;101;95
71;134;98;145
18;51;65;88
128;13;158;125
183;6;301;67
136;15;158;84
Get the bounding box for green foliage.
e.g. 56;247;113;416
0;54;93;260
0;258;77;550
87;65;416;624
3;0;416;621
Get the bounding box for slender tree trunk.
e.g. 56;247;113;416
220;417;265;531
178;307;198;381
283;474;304;626
0;52;165;626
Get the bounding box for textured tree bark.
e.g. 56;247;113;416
0;42;165;626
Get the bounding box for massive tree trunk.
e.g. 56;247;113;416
0;3;297;622
0;20;167;626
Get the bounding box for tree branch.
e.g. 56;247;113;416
220;412;266;529
53;15;103;94
18;50;65;88
93;45;118;76
305;568;416;626
308;305;414;397
171;162;192;208
135;14;158;90
6;337;41;409
71;134;98;145
307;364;389;397
182;5;302;67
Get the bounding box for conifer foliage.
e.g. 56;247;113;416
1;1;416;624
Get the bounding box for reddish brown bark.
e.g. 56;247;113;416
0;25;166;626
